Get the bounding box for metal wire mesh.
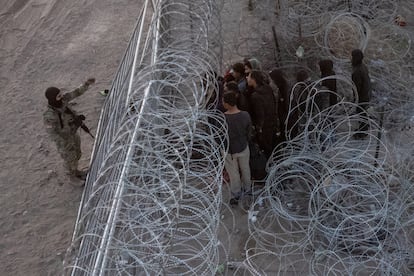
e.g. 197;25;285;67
230;1;414;274
64;0;227;275
65;0;414;275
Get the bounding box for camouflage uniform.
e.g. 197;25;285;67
43;84;90;174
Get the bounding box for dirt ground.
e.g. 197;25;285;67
2;0;414;275
0;1;141;275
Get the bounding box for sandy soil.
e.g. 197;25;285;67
1;0;413;275
0;1;140;275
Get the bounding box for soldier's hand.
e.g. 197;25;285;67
85;78;96;85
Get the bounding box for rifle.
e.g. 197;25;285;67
73;113;94;138
80;123;95;138
64;107;95;139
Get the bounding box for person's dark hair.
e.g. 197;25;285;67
270;69;288;93
319;59;334;76
232;62;245;75
223;92;238;106
296;70;309;82
224;73;235;83
249;70;264;86
224;81;239;93
45;87;62;108
351;49;364;67
244;60;252;70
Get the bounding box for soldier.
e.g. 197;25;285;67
43;78;95;180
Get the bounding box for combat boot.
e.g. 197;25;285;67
74;169;88;180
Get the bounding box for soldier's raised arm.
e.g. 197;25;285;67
63;78;95;102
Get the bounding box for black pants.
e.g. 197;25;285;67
257;126;278;158
356;103;369;132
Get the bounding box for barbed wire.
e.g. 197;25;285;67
235;0;414;271
237;97;414;275
65;0;414;275
64;0;228;275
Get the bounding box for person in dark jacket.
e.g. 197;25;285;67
270;69;290;141
351;49;372;139
247;70;279;157
319;59;338;107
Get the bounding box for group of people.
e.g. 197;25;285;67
42;50;371;196
218;49;372;205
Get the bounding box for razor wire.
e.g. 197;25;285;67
236;87;414;275
226;0;414;274
63;0;414;275
221;0;404;74
64;0;230;275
